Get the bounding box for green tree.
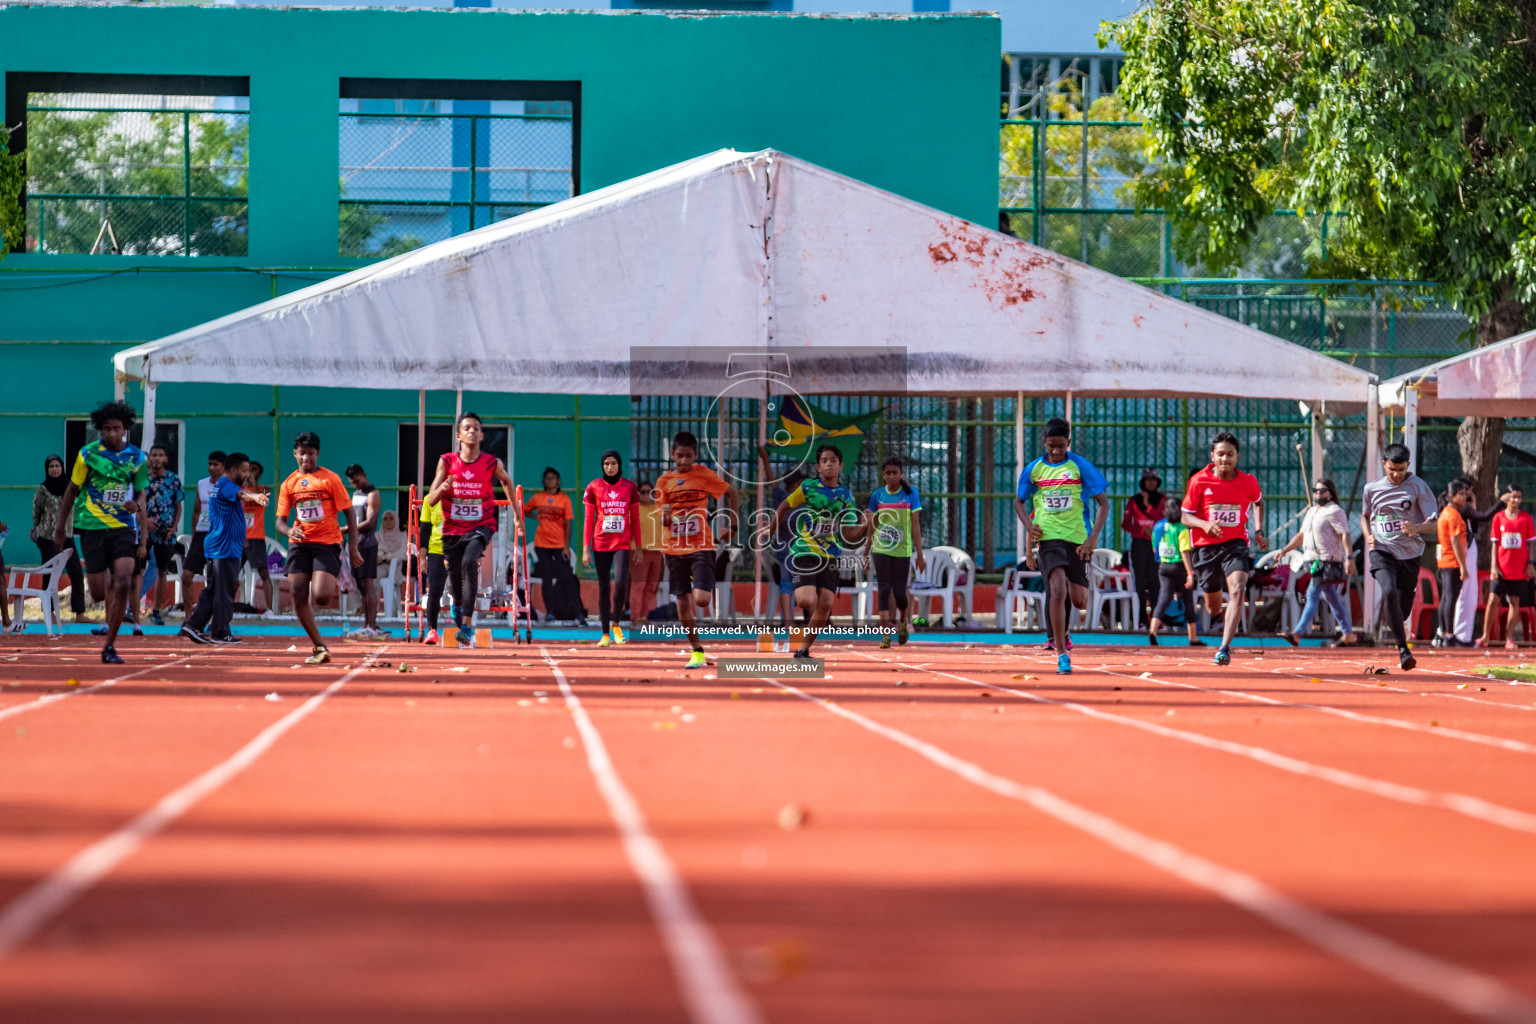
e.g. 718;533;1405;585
1104;0;1536;500
1;125;26;256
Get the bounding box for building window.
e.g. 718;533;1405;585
338;79;578;259
8;74;250;256
1003;54;1122;119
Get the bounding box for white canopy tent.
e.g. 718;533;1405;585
1378;327;1536;471
114;147;1377;621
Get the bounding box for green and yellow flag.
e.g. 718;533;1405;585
765;396;883;466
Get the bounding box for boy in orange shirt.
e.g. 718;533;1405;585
523;467;577;619
242;460;274;615
275;432;362;665
654;431;738;669
1435;478;1472;647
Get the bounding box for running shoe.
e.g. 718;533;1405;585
91;626;108;636
101;645;123;665
1056;653;1072;675
598;634;612;648
1040;635;1074;653
792;648;812;660
686;650;708;669
897;623;909;645
1189;638;1208;647
880;637;892;650
1473;638;1489;648
458;627;475;649
611;625;626;645
1147;632;1159;647
346;627;373;640
150;610;165;626
423;629;439;646
1281;632;1299;647
209;634;243;645
1506;639;1520;652
1213;646;1231;666
179;624;212;645
305;647;332;666
260;609;277;620
1399;645;1417;671
4;619;24;634
132;623;144;637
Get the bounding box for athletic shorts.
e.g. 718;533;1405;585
1037;539;1088;588
665;551;716;596
354;533;379;581
79;527;139;575
286;542;341;578
1368;549;1420;603
183;531;209;574
1193;538;1252;594
1493;578;1533;607
243;537;270;575
135;540;177;576
791;558;842;593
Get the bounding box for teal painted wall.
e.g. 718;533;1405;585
0;6;996;551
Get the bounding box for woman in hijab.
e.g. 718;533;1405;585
31;454;87;621
581;450;642;646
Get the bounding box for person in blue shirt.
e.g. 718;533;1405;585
769;444;870;659
180;452;267;644
1013;418;1110;674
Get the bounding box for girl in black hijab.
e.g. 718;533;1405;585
31;454;87;620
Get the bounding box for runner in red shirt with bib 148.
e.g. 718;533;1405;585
425;412;515;649
1181;431;1266;667
1483;484;1536;650
582;449;642;648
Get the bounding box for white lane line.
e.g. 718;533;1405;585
855;651;1536;836
1020;655;1536;757
1264;666;1536;714
0;647;387;961
769;672;1536;1024
540;649;761;1024
0;655;201;723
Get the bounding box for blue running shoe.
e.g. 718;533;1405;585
458;627;475;649
1213;646;1231;666
1056;653;1072;675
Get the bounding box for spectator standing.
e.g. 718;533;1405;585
629;476;665;623
181;452;266;644
182;451;226;618
524;466;575;594
140;444;184;626
1122;468;1166;625
1435;478;1473;647
242;461;274;617
345;464;386;638
1277;477;1356;647
1481;485;1536;650
30;454;86;623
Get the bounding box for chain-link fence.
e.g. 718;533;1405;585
338;105;573;257
23;96;249;256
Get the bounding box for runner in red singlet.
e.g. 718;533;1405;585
425;412;514;647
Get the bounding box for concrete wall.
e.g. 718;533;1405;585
0;6;996;547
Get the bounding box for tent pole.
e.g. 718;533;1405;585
455;389;463;424
1065;390;1073;424
1403;387;1419;472
1364;384;1381;636
1014;391;1024;567
754;379;768;624
417;390;427;497
142;382;157;455
272;387;280;492
1310;404;1325;485
115;376;126;402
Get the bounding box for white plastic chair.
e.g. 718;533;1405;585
910;548;961;627
712;545;743;623
380;554;406;619
995;566;1046;633
1088;559;1138;631
929;545;976;622
838;557;878;625
6;552;73;635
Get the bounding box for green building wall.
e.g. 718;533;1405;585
0;6;998;548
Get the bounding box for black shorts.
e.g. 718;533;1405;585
1193;539;1252;594
1368;549;1421;600
79;527;139;574
665;551;716;596
135;540;178;576
243;537;271;575
354;533;379;580
287;542;341;578
791;563;842;593
183;531;208;574
1493;578;1533;607
1037;539;1088;588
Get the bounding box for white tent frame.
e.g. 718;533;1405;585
113;148;1378;627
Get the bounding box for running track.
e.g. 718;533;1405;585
1;636;1534;1022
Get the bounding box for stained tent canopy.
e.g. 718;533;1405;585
114;149;1374;404
1378;327;1536;418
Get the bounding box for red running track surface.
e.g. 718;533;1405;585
0;636;1534;1023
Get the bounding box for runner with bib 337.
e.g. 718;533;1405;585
1181;431;1266;667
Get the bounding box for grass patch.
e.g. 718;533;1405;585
1470;665;1536;682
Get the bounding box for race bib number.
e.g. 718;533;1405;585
670;516;702;537
877;524;904;550
1502;531;1525;550
295;499;326;523
1372;514;1405;536
601;514;626;534
1209;504;1242;527
197;511;210;531
1041;492;1074;512
1158;537;1179;561
244;513;256;530
101;487;131;506
450;500;483;521
808;517;837;538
